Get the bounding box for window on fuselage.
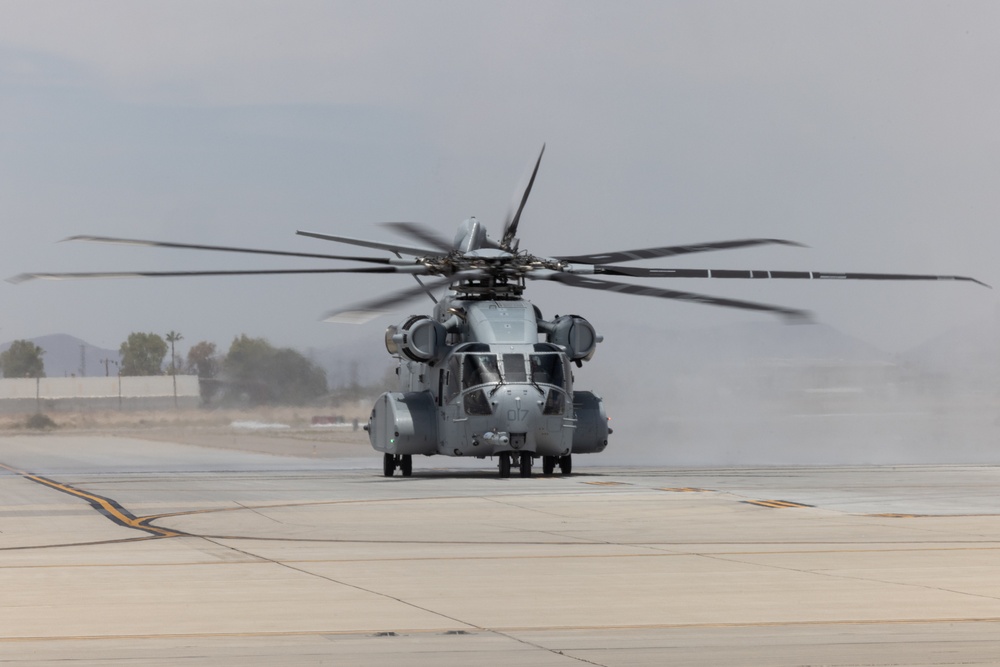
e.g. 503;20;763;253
444;355;462;402
462;354;500;389
530;353;566;388
501;354;527;383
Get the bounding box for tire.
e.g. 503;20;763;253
542;456;555;476
498;452;511;478
519;453;533;478
400;454;412;477
559;454;572;475
383;453;396;477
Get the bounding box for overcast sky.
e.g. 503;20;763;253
2;1;998;360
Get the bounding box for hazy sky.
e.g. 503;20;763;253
2;1;998;359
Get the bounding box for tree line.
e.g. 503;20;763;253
0;333;330;406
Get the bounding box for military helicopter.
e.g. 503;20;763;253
9;146;987;478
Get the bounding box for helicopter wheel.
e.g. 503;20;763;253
383;453;396;477
400;455;412;477
519;453;533;478
542;456;555;476
498;452;512;478
559;455;572;475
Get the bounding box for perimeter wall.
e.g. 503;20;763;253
0;376;200;413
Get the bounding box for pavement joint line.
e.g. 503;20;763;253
868;512;1000;518
5;616;1000;643
0;462;180;538
0;536;167;553
137;489;611;522
7;542;1000;567
702;550;1000;605
197;536;611;666
198;537;492;642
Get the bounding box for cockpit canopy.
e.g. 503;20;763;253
443;343;570;413
453;343;567;392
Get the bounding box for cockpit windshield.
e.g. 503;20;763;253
530;353;566;388
454;351;566;393
462;354;501;389
501;354;527;382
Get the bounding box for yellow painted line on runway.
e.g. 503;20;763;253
659;487;711;492
583;481;629;486
744;499;813;509
0;463;179;538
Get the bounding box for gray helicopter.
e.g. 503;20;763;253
9;146;988;478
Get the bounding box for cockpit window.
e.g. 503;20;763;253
501;354;527;383
462;354;500;389
530;353;566;388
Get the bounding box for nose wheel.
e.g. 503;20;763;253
498;452;533;478
519;453;533;478
383;453;412;477
498;452;512;478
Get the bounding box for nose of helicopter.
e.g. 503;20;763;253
490;385;544;448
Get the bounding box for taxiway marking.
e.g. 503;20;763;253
743;499;814;509
659;487;712;492
0;462;179;538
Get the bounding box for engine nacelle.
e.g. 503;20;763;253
368;391;439;455
548;315;601;362
385;315;447;362
571;390;609;454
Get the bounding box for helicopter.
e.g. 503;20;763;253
9;145;988;478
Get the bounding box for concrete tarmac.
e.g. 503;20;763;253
1;434;1000;665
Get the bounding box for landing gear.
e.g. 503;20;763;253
498;452;512;478
519;453;533;478
499;453;534;478
383;454;412;478
542;456;556;476
542;454;572;475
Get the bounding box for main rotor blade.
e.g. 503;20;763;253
501;144;546;251
555;238;806;265
591;265;990;287
322;270;486;324
381;222;454;253
64;235;394;264
534;272;812;322
8;266;420;284
296;230;443;258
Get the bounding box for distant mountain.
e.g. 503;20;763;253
0;334;121;378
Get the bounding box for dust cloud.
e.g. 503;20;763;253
582;320;1000;467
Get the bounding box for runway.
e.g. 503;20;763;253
1;433;1000;665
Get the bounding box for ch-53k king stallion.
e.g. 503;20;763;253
10;146;988;478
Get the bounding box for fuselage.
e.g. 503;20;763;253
372;297;576;458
